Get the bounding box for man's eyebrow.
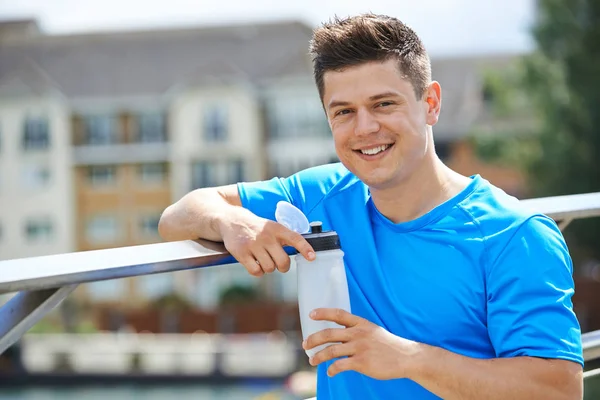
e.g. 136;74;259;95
327;100;351;110
327;92;401;110
368;91;401;101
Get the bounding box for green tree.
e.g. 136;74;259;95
472;0;600;263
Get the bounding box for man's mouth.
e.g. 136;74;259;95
356;144;393;156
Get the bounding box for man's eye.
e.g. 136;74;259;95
378;101;394;107
336;109;351;116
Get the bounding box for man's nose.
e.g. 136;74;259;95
354;108;380;137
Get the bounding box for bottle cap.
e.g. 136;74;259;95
275;201;310;234
302;221;341;252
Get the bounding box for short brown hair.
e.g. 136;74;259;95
309;14;432;100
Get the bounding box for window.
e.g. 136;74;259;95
138;163;167;185
22;164;51;189
85;215;120;244
137;112;165;143
139;214;161;238
203;105;228;142
24;217;53;243
85;115;118;145
191;159;245;190
226;159;244;184
22;116;50;150
268;97;329;139
87;166;116;186
191;161;217;189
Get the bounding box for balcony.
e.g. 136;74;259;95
73;142;171;165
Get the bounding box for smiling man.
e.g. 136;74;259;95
158;14;583;399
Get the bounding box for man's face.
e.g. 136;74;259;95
322;59;441;190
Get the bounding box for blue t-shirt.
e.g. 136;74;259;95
238;163;583;399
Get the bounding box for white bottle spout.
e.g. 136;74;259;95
275;201;310;234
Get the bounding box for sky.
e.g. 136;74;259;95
0;0;536;57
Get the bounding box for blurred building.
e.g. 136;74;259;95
0;19;525;310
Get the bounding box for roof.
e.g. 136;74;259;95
0;58;62;98
0;19;40;39
0;20;315;99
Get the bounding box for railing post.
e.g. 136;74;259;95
0;285;77;354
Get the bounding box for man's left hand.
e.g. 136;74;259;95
303;308;422;379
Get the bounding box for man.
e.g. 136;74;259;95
159;14;583;399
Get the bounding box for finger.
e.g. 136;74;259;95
252;248;276;274
303;327;350;351
309;343;356;366
224;241;264;277
238;253;264;277
266;244;291;273
327;357;355;377
277;227;315;262
310;308;362;327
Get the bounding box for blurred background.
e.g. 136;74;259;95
0;0;599;399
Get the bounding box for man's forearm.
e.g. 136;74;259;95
158;188;238;242
407;343;582;400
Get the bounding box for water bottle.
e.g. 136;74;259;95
297;221;350;358
275;202;351;359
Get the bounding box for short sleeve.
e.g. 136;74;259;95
237;163;351;221
237;177;295;221
486;215;583;366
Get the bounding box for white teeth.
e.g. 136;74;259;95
360;145;390;155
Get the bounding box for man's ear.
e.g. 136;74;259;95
424;81;441;126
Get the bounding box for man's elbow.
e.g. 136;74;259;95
551;361;583;400
158;205;179;242
556;382;582;400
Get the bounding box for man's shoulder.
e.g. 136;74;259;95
457;177;564;258
459;178;537;225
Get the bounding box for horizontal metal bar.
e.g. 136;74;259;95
0;239;234;294
520;192;600;221
582;329;600;361
0;285;77;354
583;368;600;379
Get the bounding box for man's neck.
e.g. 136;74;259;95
370;157;471;224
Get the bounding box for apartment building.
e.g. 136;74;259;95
0;63;74;262
0;19;526;310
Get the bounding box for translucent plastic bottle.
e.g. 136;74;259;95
296;221;351;358
274;201;351;359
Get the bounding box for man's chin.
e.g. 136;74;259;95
340;161;396;188
355;170;395;190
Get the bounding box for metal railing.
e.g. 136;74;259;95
1;192;600;381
